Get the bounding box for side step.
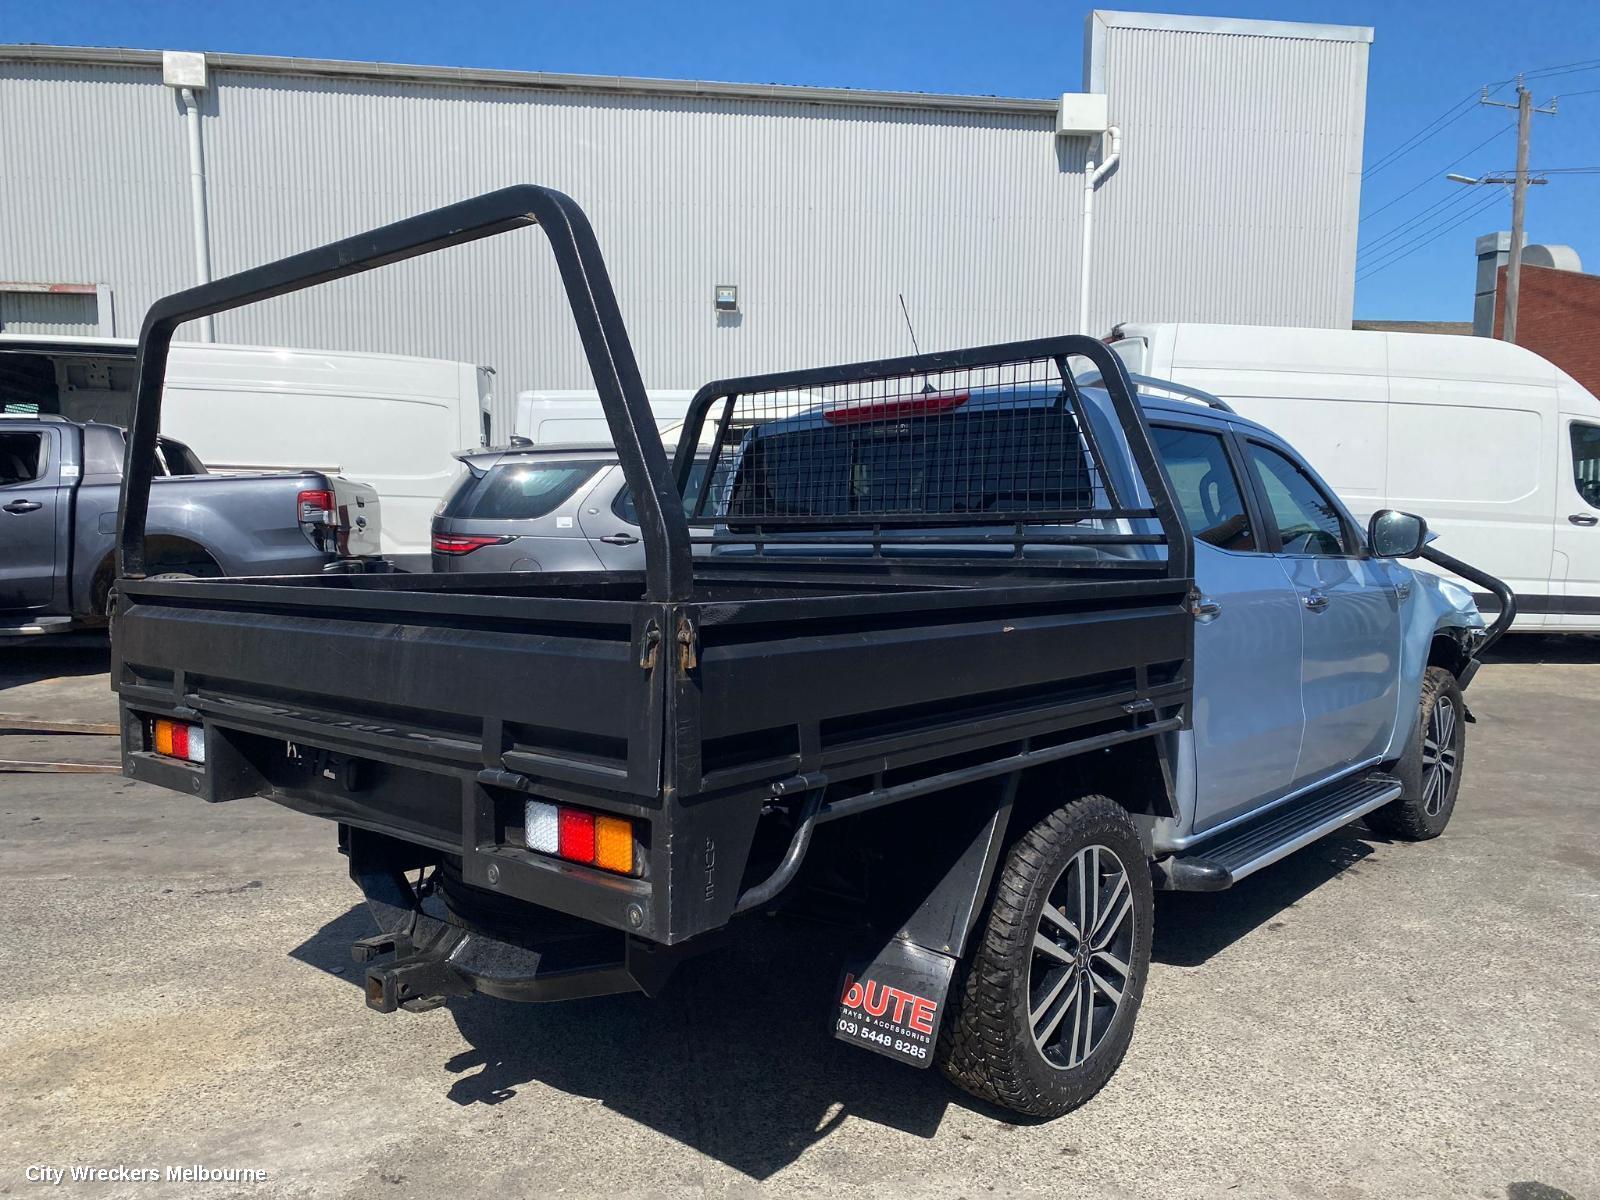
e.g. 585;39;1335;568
1154;772;1402;892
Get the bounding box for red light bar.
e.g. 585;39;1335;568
821;391;969;425
432;533;513;555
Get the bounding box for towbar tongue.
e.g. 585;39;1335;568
833;940;956;1068
358;926;473;1014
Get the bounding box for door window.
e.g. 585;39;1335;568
0;433;45;486
1572;422;1600;510
1149;425;1256;551
1245;442;1350;556
614;460;724;526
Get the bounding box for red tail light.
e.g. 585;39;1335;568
432;533;512;555
297;489;336;525
822;391;968;425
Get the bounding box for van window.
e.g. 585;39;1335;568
1572;422;1600;510
1246;442;1349;556
442;460;601;521
0;432;45;486
1150;426;1256;552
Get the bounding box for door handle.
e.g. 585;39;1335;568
1189;594;1223;622
2;500;42;514
1303;591;1330;612
599;532;641;546
1570;512;1599;527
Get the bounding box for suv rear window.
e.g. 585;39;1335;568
725;407;1091;520
442;460;601;521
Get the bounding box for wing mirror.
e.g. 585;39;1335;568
1368;509;1428;558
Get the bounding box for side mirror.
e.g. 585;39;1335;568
1368;509;1428;558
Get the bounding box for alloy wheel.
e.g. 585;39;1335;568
1421;693;1459;816
1028;843;1135;1070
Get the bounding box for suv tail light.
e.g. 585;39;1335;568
432;533;512;556
297;489;336;525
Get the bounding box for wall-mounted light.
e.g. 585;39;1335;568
714;284;739;313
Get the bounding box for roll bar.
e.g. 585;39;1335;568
116;185;695;602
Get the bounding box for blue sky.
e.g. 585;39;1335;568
3;0;1597;320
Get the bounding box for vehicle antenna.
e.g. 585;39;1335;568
898;293;922;357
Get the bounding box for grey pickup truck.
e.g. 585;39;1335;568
0;414;381;636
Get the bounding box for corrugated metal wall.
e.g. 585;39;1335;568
0;291;99;334
1088;18;1368;334
0;23;1368;396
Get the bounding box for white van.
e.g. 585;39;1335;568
1107;323;1600;631
0;336;506;567
516;389;695;444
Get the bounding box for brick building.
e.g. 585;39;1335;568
1493;263;1600;397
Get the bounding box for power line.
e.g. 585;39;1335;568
1360;121;1515;223
1359;184;1485;258
1358;187;1505;277
1491;58;1600;85
1362;90;1482;180
1356;189;1506;282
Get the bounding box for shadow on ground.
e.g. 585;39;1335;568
1482;633;1600;665
0;643;110;691
286;828;1377;1180
294;908;961;1178
1153;827;1376;968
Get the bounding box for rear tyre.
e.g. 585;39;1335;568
938;793;1152;1118
1366;665;1465;842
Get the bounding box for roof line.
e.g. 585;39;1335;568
0;44;1062;116
1089;10;1374;45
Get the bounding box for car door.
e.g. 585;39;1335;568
0;428;62;615
581;459;723;570
1555;418;1600;629
1149;422;1306;834
1241;438;1403;787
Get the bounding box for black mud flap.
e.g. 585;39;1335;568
833;940;956;1069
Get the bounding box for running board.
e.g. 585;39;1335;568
1153;773;1402;892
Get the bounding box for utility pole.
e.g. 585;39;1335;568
1479;77;1557;342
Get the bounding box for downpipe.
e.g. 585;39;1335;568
1079;126;1122;336
178;87;215;342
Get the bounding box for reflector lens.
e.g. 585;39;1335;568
594;815;634;874
557;808;596;864
525;800;559;854
150;718;206;764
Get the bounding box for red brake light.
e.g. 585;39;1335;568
297;489;335;524
432;533;512;555
557;808;597;864
821;391;968;425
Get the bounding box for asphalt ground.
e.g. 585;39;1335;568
0;638;1595;1199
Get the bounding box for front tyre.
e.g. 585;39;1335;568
938;793;1152;1118
1367;665;1466;841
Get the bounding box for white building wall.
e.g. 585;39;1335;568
1085;11;1370;335
0;14;1371;396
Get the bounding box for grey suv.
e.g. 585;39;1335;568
431;444;716;572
